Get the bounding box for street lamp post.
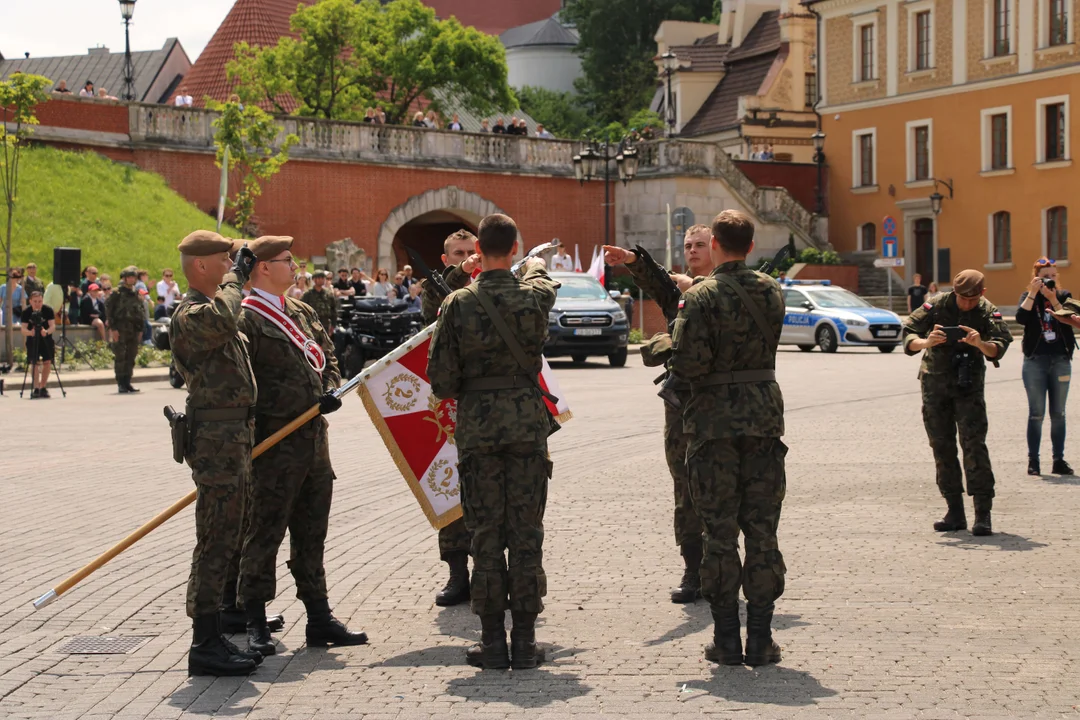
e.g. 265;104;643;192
573;137;639;289
120;0;137;102
811;130;826;215
661;50;678;137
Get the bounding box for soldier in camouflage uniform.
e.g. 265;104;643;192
170;230;261;677
604;224;713;603
105;266;146;393
428;214;560;670
301;271;338;332
902;269;1012;536
237;236;367;656
670;210;787;667
421;229;480;607
22;262;45;301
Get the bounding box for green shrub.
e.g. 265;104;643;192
628;328;644;344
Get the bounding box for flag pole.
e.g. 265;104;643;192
216;146;230;233
665;203;672;269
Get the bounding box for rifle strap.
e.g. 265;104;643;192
467;285;559;405
714;274;777;348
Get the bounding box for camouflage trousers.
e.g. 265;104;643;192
185;422;251;618
665;400;702;547
239;421;334;604
438;518;472;560
686;436;787;608
458;442;551;616
921;375;996;498
112;327;141;380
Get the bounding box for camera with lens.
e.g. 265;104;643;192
953;349;974;390
1044;278;1057;291
27;311;43;330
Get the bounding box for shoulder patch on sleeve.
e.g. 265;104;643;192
678;298;686;309
922;302;933;310
992;311;1002;319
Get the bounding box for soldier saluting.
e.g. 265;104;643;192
903;270;1012;536
169;230;263;677
237;236;367;656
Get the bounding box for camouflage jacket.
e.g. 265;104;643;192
421;263;471;325
169;274;258;415
670;260;785;439
428;266;560;450
902;292;1012;379
22;275;44;299
625;255;681;320
301;287;338;330
240;294;340;437
105;284;145;330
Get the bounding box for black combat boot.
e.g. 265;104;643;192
1052;459;1074;476
510;611;545;669
246;602;276;656
188;614;258;676
670;541;703;604
933;495;967;532
466;613;510;669
971;496;993;536
220;584;285;634
118;377;130;394
123;377;140;393
744;603;782;667
435;551;470;606
1028;457;1041;476
304;598;368;647
704;602;743;665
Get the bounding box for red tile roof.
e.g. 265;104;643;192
425;0;562;35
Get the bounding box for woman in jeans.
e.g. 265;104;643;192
1016;257;1076;476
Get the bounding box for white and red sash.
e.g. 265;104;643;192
241;294;326;374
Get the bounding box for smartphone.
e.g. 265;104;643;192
941;326;967;344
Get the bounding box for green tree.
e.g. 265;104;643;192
701;0;724;23
1;73;50;363
515;86;591;138
209;100;299;236
562;0;715;126
230;0;515;125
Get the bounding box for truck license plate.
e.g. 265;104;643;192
574;328;602;336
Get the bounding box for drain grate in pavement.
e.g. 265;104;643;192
56;636;153;654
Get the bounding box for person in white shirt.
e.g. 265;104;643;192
448;113;463;131
371;268;394;297
175;87;194;107
550;245;574;271
156;268;180;309
535;124;555;140
79;80;95;98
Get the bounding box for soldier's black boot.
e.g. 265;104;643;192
1028;457;1041;476
304;598;368;647
220;584;285;634
704;602;743;665
435;551;471;606
933;495;967;532
510;611;545;669
466;613;510;669
670;541;703;604
246;602;276;657
971;496;994;536
744;603;782;667
188;614;258;676
117;377;130;394
123;377;140;393
1052;459;1074;476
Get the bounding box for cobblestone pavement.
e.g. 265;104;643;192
1;348;1078;720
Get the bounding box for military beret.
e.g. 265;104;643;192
229;238;246;256
120;265;139;278
178;230;232;256
1053;297;1080;318
248;235;294;261
952;269;985;297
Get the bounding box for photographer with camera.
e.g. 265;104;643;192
19;290;57;398
903;270;1013;536
1016;257;1075;477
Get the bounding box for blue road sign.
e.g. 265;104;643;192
883;216;897;236
883;236;898;258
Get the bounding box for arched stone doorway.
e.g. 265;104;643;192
376;186;507;276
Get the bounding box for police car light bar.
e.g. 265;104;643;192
781;279;831;286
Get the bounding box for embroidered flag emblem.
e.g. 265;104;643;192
678;299;686;309
922;302;933;310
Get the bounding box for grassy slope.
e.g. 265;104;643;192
3;146;237;290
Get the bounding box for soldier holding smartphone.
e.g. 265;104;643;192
902;270;1013;537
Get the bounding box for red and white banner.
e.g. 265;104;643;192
357;325;571;529
587;246;605;286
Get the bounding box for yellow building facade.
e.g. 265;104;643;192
813;0;1080;305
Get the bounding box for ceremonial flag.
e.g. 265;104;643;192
216;146;230;232
574;244;582;272
587;245;605;287
358;325;572;529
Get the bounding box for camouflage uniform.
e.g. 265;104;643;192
670;261;787;610
301;286;338;331
238;295;341;605
421;262;474;560
105;283;145;386
427;265;560;616
903;293;1012;500
22;274;44;301
169;273;257;618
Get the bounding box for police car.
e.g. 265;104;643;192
780;280;904;353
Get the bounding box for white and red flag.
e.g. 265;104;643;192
574;244;582;272
357;325;572;529
587;246;605;286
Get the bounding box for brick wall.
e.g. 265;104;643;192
33;97;129;135
897;0;954;93
967;0;1018;81
734;160;819;212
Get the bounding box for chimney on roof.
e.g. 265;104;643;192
88;46;111;56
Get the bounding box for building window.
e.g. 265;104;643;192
1050;0;1068;46
1045;102;1066;161
993;211;1012;263
914;126;930;180
991;113;1009;169
805;73;817;107
861;223;877;250
915;11;932;69
993;0;1011;55
1048;206;1068;259
860;24;875;80
858;133;874;186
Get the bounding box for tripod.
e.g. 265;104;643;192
20;322;67;399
